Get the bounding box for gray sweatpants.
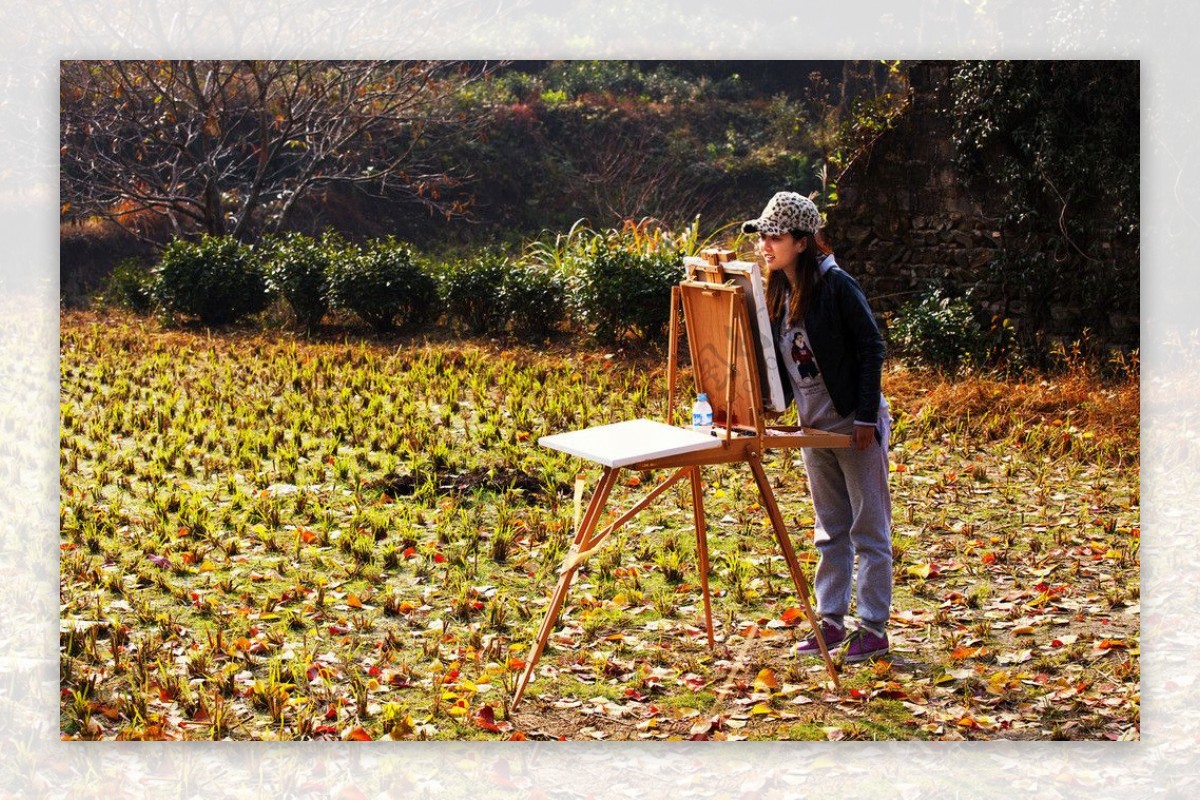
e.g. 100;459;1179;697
801;410;893;635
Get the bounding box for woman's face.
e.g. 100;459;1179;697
758;232;806;273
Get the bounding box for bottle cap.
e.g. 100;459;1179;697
697;393;707;401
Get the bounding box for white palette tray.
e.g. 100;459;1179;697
538;418;722;468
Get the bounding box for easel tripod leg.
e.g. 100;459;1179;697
512;563;579;709
512;468;618;709
746;455;841;691
688;466;715;648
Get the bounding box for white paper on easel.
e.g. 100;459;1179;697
683;257;786;412
539;418;721;468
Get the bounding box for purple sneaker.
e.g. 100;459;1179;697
793;621;845;656
843;628;889;662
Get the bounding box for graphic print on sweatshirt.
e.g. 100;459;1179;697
790;331;819;379
781;321;842;430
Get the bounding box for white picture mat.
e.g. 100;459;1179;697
683;256;786;412
538;418;721;467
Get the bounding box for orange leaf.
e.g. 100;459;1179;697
951;645;982;660
342;726;373;741
347;594;364;609
779;607;805;626
753;668;779;691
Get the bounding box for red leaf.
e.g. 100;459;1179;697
473;705;500;733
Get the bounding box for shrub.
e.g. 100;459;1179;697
502;262;567;340
440;249;510;336
262;231;343;332
153;235;268;326
329;237;438;332
889;288;985;371
570;244;683;345
100;258;156;314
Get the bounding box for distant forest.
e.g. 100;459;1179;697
60;59;907;299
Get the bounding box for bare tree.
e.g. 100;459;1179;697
565;117;718;227
60;60;495;244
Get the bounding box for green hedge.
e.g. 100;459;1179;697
502;262;566;340
100;258;156;314
262;231;344;332
570;245;683;345
139;224;693;344
329;237;439;332
153;235;268;326
440;249;510;336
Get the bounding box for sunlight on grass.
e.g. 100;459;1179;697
59;311;1139;741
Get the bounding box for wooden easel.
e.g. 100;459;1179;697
511;249;850;708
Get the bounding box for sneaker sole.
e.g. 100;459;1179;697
843;648;888;663
794;639;845;657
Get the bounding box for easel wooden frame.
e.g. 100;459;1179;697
512;250;851;709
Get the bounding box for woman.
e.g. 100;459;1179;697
743;191;893;663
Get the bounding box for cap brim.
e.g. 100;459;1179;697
741;220;760;234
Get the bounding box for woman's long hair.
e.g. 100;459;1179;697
765;230;833;325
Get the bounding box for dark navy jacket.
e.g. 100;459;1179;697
770;256;885;425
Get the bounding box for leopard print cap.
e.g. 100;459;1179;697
741;191;822;236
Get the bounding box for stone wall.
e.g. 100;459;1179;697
824;61;1138;350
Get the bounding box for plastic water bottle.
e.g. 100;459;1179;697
692;392;713;430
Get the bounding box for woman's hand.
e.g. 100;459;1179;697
853;425;876;451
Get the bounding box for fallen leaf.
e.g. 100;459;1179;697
753;668;779;691
997;649;1033;665
473;704;512;733
907;563;934;579
342;725;372;741
779;607;805;626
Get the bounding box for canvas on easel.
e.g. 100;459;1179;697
683;255;785;413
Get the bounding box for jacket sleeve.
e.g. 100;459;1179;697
835;271;885;424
